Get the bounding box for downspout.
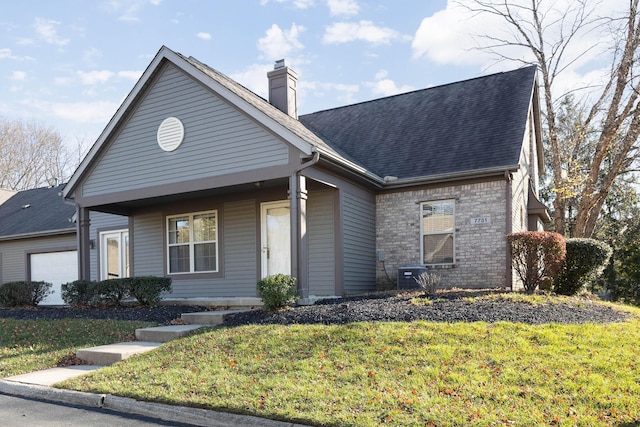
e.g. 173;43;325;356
505;170;513;290
290;148;320;301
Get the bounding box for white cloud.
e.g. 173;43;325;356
327;0;359;16
21;98;120;123
230;63;273;99
197;32;212;40
323;21;401;45
257;23;305;61
118;70;143;81
260;0;315;8
34;18;70;46
0;48;16;59
16;38;34;46
367;70;413;97
11;71;26;81
103;0;161;22
77;70;115;85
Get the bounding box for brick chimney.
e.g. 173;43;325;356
267;59;298;119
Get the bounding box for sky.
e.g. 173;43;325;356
0;0;630;157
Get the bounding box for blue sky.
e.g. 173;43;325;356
0;0;627;153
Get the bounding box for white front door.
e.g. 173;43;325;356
100;230;129;280
261;201;291;278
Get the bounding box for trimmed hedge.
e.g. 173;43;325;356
61;276;172;307
554;238;612;296
0;281;52;307
61;280;97;307
128;276;172;306
257;274;298;312
507;231;566;293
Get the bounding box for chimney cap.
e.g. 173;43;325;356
274;59;285;69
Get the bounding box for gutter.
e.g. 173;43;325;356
381;165;521;189
0;228;76;242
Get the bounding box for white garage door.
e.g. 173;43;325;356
30;251;78;305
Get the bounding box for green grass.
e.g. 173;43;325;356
0;318;154;377
58;306;640;427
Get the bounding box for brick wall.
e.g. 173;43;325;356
376;178;510;289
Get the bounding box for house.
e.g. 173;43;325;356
3;45;548;305
0;185;76;304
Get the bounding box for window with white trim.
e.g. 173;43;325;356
167;210;218;274
421;200;455;265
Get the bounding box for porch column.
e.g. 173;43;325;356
289;174;309;299
77;206;91;281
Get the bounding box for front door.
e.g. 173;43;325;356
100;230;129;280
261;201;291;278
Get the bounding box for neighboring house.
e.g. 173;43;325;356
0;185;129;305
17;45;544;305
0;185;76;304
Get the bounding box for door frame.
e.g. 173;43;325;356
260;200;291;278
99;229;129;280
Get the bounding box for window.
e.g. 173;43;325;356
167;210;218;274
421;200;455;265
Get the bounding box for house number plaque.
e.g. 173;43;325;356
471;217;490;225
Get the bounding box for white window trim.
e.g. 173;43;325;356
166;210;218;274
420;199;456;266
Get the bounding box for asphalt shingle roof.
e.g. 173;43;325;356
0;185;75;238
299;66;537;180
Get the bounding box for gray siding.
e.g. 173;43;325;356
82;64;290;198
342;191;376;294
308;189;336;296
0;234;76;283
132;200;258;298
90;211;129;281
132;211;165;277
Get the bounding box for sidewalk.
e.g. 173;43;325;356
1;365;307;427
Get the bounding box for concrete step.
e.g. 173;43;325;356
76;342;161;366
135;325;204;343
181;309;249;325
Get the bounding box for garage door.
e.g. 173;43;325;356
30;251;78;305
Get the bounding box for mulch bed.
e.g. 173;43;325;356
0;290;631;326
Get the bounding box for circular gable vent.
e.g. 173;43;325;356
157;117;185;152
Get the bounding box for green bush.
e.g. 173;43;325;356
128;276;172;306
95;278;131;307
61;280;98;307
0;281;52;307
554;238;612;296
257;274;298;312
605;279;640;306
507;231;566;293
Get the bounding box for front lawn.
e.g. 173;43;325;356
0;318;153;377
58;301;640;426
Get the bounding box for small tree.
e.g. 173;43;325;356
508;231;566;293
554;238;612;295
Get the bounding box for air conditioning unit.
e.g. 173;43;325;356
397;265;429;290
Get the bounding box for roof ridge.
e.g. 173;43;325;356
301;65;537;117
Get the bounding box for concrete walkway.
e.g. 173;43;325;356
0;308;309;427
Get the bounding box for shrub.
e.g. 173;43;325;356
257;274;298;312
507;231;566;293
0;281;52;307
95;278;131;307
62;280;98;307
128;276;172;306
554;238;612;296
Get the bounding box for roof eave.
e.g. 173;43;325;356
0;227;76;242
381;165;521;189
